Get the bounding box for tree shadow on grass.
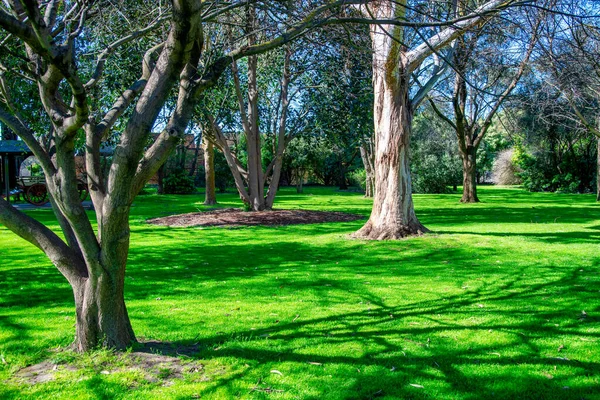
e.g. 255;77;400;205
119;240;600;399
123;264;600;399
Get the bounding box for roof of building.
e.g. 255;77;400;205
0;140;32;155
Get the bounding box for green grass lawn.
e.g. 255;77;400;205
1;186;599;399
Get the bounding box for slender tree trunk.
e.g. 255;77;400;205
339;163;348;190
264;48;292;209
157;164;165;195
460;145;479;203
203;137;217;205
296;177;303;194
245;55;265;211
360;139;375;198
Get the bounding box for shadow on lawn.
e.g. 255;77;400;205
133;241;598;398
2;189;600;398
123;261;600;399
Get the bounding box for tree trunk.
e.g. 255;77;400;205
72;269;135;352
360;139;375;198
460;145;479;203
245;58;265;211
203;138;217;205
353;74;427;239
353;2;428;240
157;164;165;195
339;163;348;190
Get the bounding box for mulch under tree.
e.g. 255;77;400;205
147;208;364;228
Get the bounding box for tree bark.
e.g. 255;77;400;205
460;145;479;203
353;73;427;239
203;137;217;205
360;139;375;198
354;2;427;240
72;268;135;352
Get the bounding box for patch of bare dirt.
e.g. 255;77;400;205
147;208;364;228
13;341;204;386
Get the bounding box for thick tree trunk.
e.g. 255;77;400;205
460;146;479;203
353;2;427;240
203;138;217;205
353;75;427;239
72;269;135;352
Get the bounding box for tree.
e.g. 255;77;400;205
0;0;396;351
538;7;600;199
353;0;516;239
429;7;539;202
203;136;217;205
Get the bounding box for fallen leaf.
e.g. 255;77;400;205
270;370;283;376
558;345;564;352
409;383;424;388
100;370;110;375
543;372;554;380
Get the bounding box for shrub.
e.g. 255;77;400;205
163;169;196;194
492;149;522;185
348;169;367;191
412;154;460;194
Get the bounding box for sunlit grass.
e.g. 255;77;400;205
1;186;599;399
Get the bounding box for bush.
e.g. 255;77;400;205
163;169;196;194
348;169;367;191
412;154;460;194
492;149;522;185
512;143;593;193
214;151;234;193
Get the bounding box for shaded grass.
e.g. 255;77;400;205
0;186;599;399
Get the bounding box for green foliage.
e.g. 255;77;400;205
513;141;594;193
348;168;367;190
162;169;196;195
214;151;234;193
27;163;43;177
413;154;460;194
411;109;462;193
1;187;599;399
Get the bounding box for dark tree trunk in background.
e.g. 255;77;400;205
339;163;348;190
157;164;165;195
203;137;217;205
460;145;479;203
